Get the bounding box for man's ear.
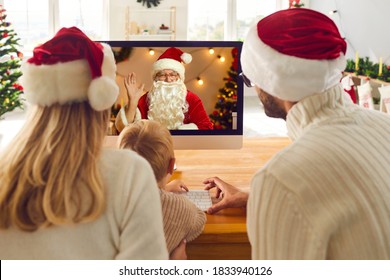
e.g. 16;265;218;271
167;158;176;175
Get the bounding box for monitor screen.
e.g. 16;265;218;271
102;40;244;149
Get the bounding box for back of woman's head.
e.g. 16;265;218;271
0;27;119;231
118;120;174;184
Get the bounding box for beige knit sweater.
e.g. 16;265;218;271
159;189;206;253
0;149;169;260
248;85;390;259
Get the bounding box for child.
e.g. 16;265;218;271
118;119;206;253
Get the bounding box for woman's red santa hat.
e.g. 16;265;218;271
152;47;192;81
21;26;118;111
241;8;347;101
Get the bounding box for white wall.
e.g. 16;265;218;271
309;0;390;64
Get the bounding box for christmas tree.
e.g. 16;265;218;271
0;5;24;118
209;47;239;130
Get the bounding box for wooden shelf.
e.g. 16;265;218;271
125;6;176;40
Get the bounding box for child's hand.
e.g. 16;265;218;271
165;179;188;193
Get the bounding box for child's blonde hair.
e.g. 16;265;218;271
118;120;174;184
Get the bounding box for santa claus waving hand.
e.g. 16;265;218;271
115;47;213;132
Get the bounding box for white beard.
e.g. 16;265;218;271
147;80;189;130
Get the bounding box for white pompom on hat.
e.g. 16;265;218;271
21;26;119;111
241;8;347;102
152;47;192;81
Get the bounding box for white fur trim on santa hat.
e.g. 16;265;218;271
21;59;91;106
180;53;192;64
21;43;118;111
241;24;346;102
88;76;118;111
153;58;186;81
88;43;119;111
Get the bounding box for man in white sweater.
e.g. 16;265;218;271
204;8;390;259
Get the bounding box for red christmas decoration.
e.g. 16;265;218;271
13;83;23;91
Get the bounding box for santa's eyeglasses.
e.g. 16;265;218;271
155;71;179;81
239;72;255;88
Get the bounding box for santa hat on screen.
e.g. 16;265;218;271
241;8;347;101
152;47;192;81
21;26;119;111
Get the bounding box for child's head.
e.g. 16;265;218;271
118;120;175;186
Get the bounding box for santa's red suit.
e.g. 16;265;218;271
138;90;214;130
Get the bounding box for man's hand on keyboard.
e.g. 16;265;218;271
203;176;249;214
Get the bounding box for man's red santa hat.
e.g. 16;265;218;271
152;47;192;81
21;26;118;111
241;8;347;101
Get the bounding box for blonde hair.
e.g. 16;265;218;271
118;120;174;184
0;102;109;231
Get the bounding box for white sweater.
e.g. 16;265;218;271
0;148;169;260
248;85;390;259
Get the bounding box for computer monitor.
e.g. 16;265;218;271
103;40;244;150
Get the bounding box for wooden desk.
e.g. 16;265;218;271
104;136;291;260
172;137;291;259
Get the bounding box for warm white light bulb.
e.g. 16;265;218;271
218;55;225;62
209;48;214;55
197;78;204;85
149;49;155;55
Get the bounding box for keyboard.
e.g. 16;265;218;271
183;190;212;212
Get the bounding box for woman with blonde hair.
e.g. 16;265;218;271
118;119;206;254
0;27;168;260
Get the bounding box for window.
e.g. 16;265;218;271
3;0;107;55
188;0;288;41
187;0;227;41
236;0;278;40
3;0;49;52
58;0;108;40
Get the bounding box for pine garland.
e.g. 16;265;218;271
345;57;390;82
